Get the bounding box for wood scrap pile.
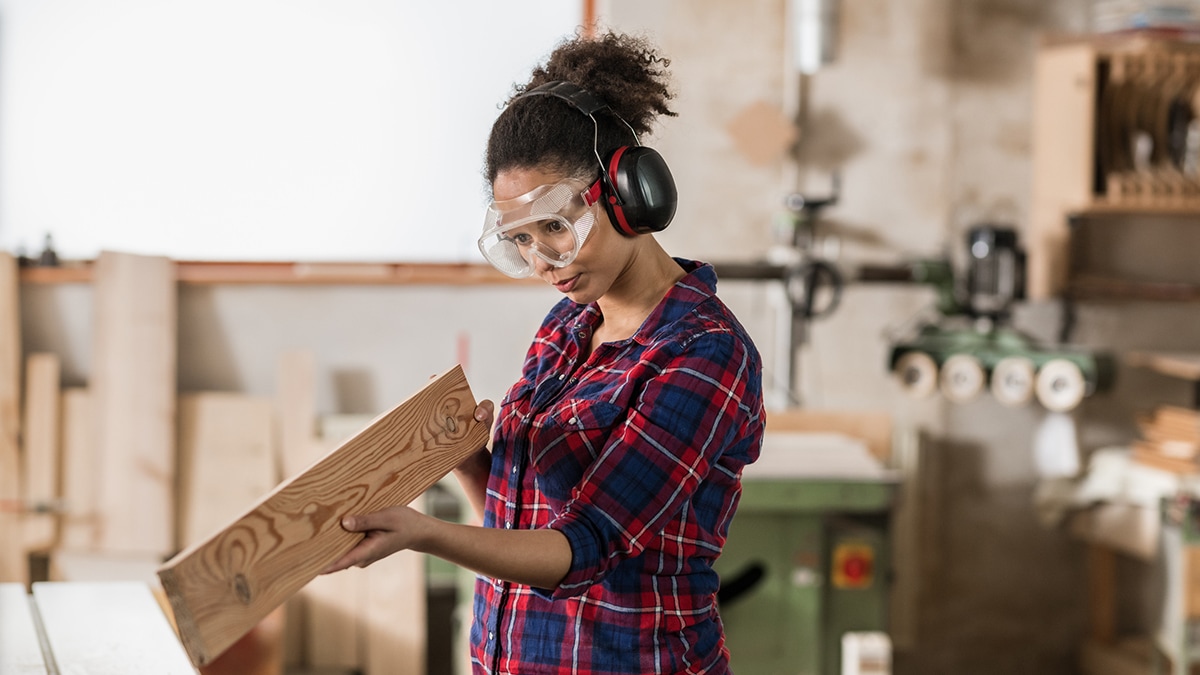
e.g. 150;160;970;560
1132;404;1200;474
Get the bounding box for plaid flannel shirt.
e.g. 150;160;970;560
470;259;765;675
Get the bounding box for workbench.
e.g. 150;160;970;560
0;581;197;674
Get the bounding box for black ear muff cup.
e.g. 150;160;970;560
606;146;678;236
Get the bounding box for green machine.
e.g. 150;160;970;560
715;433;898;675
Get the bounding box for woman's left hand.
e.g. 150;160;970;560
320;506;429;574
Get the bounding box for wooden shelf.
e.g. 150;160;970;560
17;260;539;286
1073;203;1200;218
1125;351;1200;382
1067;275;1200;302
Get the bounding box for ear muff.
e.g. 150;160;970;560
516;80;678;236
605;145;677;236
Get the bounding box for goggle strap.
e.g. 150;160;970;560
583;180;604;207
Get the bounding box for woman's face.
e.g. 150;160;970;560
492;166;636;305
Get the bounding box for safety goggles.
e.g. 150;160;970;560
477;178;601;278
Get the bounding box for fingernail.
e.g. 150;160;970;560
342;517;354;530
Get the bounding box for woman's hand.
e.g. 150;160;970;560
321;506;429;574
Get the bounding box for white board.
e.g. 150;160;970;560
0;583;48;675
32;581;197;674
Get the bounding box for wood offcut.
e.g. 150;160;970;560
157;365;489;668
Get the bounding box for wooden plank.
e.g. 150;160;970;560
58;388;97;550
33;581;197;674
0;253;23;583
364;519;426;675
277;349;318;480
178;393;275;547
1029;42;1098;299
0;583;48;674
1188;546;1200;620
158;365;488;668
22;354;61;552
275;350;317;670
764;408;893;463
304;566;364;670
91;251;177;554
1126;351;1200;382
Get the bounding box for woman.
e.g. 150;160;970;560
325;31;765;674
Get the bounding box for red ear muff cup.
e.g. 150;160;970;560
604;146;677;236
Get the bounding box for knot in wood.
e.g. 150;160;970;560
444;416;458;433
233;574;252;605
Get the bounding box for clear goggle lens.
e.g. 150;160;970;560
477;179;598;278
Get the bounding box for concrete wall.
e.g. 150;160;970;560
17;1;1200;673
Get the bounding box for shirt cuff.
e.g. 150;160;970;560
533;506;607;600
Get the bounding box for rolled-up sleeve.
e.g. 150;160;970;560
542;328;757;598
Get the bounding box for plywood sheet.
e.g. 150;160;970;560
0;583;48;674
0;253;23;583
58;388;97;550
158;365;488;667
91;251;177;554
178;393;275;547
33;581;196;674
22;353;60;552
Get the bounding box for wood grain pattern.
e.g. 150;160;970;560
0;583;48;674
33;581;197;674
0;253;23;583
22;354;61;552
58;388;97;550
158;365;488;667
91;251;178;554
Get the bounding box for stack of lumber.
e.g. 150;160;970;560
1132;405;1200;474
4;249;483;673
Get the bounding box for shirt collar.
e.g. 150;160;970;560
573;258;715;346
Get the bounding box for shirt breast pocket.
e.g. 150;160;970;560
529;399;626;502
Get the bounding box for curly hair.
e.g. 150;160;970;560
484;30;677;189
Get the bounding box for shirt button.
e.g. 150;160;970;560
511;465;518;473
558;374;565;380
505;521;512;529
488;631;494;641
568;417;578;425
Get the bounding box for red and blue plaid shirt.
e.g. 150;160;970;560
470;259;765;674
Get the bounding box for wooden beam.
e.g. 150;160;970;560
20;260;539;287
33;581;197;674
22;354;61;553
158;365;489;668
57;388;97;550
177;393;276;547
0;583;48;674
0;253;24;584
91;251;177;554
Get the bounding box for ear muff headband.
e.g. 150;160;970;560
516;81;677;235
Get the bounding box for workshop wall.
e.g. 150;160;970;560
601;1;1157;674
15;1;1196;673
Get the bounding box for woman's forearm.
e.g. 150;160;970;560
414;514;572;589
